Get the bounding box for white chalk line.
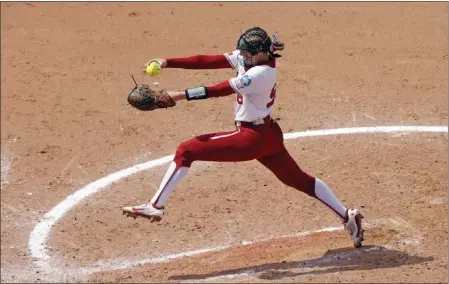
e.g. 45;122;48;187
27;125;447;275
282;125;447;139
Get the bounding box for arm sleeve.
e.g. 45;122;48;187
166;55;232;69
205;80;235;98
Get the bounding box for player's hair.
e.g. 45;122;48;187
237;27;285;58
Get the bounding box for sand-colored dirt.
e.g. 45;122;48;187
1;2;447;283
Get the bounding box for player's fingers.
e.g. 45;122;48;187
144;59;157;68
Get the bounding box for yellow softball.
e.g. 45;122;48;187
145;61;161;76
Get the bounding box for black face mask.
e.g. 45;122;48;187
236;35;261;55
236;33;271;67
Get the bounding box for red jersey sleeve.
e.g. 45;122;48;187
166;55;232;69
205;80;235;98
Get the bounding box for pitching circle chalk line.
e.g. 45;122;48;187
28;125;448;274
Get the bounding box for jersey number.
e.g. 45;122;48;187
266;84;276;108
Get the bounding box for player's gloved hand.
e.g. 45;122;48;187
128;84;176;111
143;59;167;72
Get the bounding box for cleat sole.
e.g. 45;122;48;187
122;210;162;223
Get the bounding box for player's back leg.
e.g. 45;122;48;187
257;149;364;247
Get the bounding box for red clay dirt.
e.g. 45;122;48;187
1;2;447;283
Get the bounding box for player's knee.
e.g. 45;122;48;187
279;170;315;197
174;141;195;167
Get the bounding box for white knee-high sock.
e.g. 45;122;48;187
150;162;189;208
314;178;347;220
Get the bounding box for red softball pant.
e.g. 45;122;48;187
173;119;316;196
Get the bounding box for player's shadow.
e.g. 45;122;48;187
168;246;433;281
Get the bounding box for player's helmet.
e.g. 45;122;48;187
236;27;272;55
236;27;284;67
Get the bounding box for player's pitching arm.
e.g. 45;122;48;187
145;54;234;71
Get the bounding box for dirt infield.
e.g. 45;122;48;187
1;2;447;283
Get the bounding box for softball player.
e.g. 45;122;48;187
123;27;364;247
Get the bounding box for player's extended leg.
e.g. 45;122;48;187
257;149;364;247
123;126;267;222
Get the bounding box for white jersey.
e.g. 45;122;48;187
224;50;277;122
